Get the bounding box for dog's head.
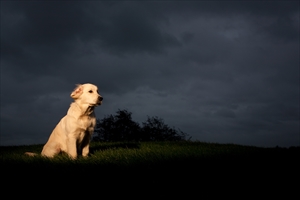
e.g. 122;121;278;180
70;83;103;106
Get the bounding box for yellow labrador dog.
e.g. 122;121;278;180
26;83;103;159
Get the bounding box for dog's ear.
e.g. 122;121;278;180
70;84;83;99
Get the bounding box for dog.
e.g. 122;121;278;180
25;83;103;159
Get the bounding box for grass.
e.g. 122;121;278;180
1;141;299;197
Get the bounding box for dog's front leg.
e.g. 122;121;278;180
82;144;90;157
66;137;77;159
81;133;92;157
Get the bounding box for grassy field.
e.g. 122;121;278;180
1;141;299;197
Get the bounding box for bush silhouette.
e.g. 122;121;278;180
93;109;189;142
141;116;186;141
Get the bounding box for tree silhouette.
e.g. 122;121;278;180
141;116;186;141
93;109;140;142
93;109;189;142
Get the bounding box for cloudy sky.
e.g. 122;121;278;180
1;1;299;147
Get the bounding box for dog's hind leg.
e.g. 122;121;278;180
41;142;61;158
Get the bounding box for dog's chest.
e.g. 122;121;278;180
78;116;96;131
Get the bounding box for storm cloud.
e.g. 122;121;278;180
1;1;299;147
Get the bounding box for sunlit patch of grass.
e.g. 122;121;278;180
0;141;296;165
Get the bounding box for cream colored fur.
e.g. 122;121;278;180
27;83;103;159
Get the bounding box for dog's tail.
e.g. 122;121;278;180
24;152;38;157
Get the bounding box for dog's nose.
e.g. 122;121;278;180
99;96;103;101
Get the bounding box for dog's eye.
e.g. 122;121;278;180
89;90;93;93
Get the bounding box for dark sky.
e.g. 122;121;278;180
1;1;299;147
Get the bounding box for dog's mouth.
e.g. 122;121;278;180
89;100;102;107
